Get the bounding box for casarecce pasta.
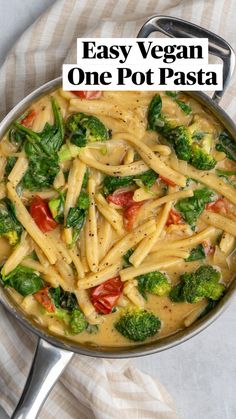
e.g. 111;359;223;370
1;89;236;347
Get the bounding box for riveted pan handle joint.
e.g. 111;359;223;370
137;15;235;103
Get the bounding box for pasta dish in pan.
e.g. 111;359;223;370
0;89;235;346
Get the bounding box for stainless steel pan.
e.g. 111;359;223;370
0;16;235;419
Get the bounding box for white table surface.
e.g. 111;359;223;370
0;1;236;418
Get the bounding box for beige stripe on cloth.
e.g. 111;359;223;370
0;0;235;417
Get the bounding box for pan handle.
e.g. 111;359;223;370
137;15;235;104
11;338;73;419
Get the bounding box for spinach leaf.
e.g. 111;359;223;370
175;99;192;115
15;97;64;155
216;131;236;162
14;97;64;191
135;170;158;188
5;157;17;177
176;188;214;229
165;91;192;115
48;287;88;334
216;169;236;177
49;286;77;312
8;127;26;146
192;132;206;141
185;244;206;262
103;170;158;195
215;169;236;189
103;175;134;195
137;275;148;299
0;198;23;245
65;190;90;243
147;94;164;131
22;154;59;191
123;248;134;268
82;168;89;189
198;299;218;318
66;208;86;228
66;209;86;243
166;91;178;98
2;265;44;296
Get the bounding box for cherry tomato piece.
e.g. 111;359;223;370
205;198;230;215
166;209;182;227
29;196;58;233
20;110;37;128
160;176;176;187
34;287;55;313
107;191;135;207
71;91;102;99
91;276;123;314
123;202;143;231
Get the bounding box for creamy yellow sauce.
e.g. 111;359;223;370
1;89;235;348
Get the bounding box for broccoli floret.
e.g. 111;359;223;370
1;265;44;296
180;272;203;303
137;271;171;299
170;265;225;304
115;308;161;342
148;95;192;161
193;265;224;300
188;118;216;170
48;193;65;223
69;308;88;334
66;112;109;147
165;125;192;161
48;198;61;220
190;144;216;170
201;133;214;154
188;119;207;139
58;143;80;162
147;94;216;170
4;231;19;246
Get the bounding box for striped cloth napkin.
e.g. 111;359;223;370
0;0;235;417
